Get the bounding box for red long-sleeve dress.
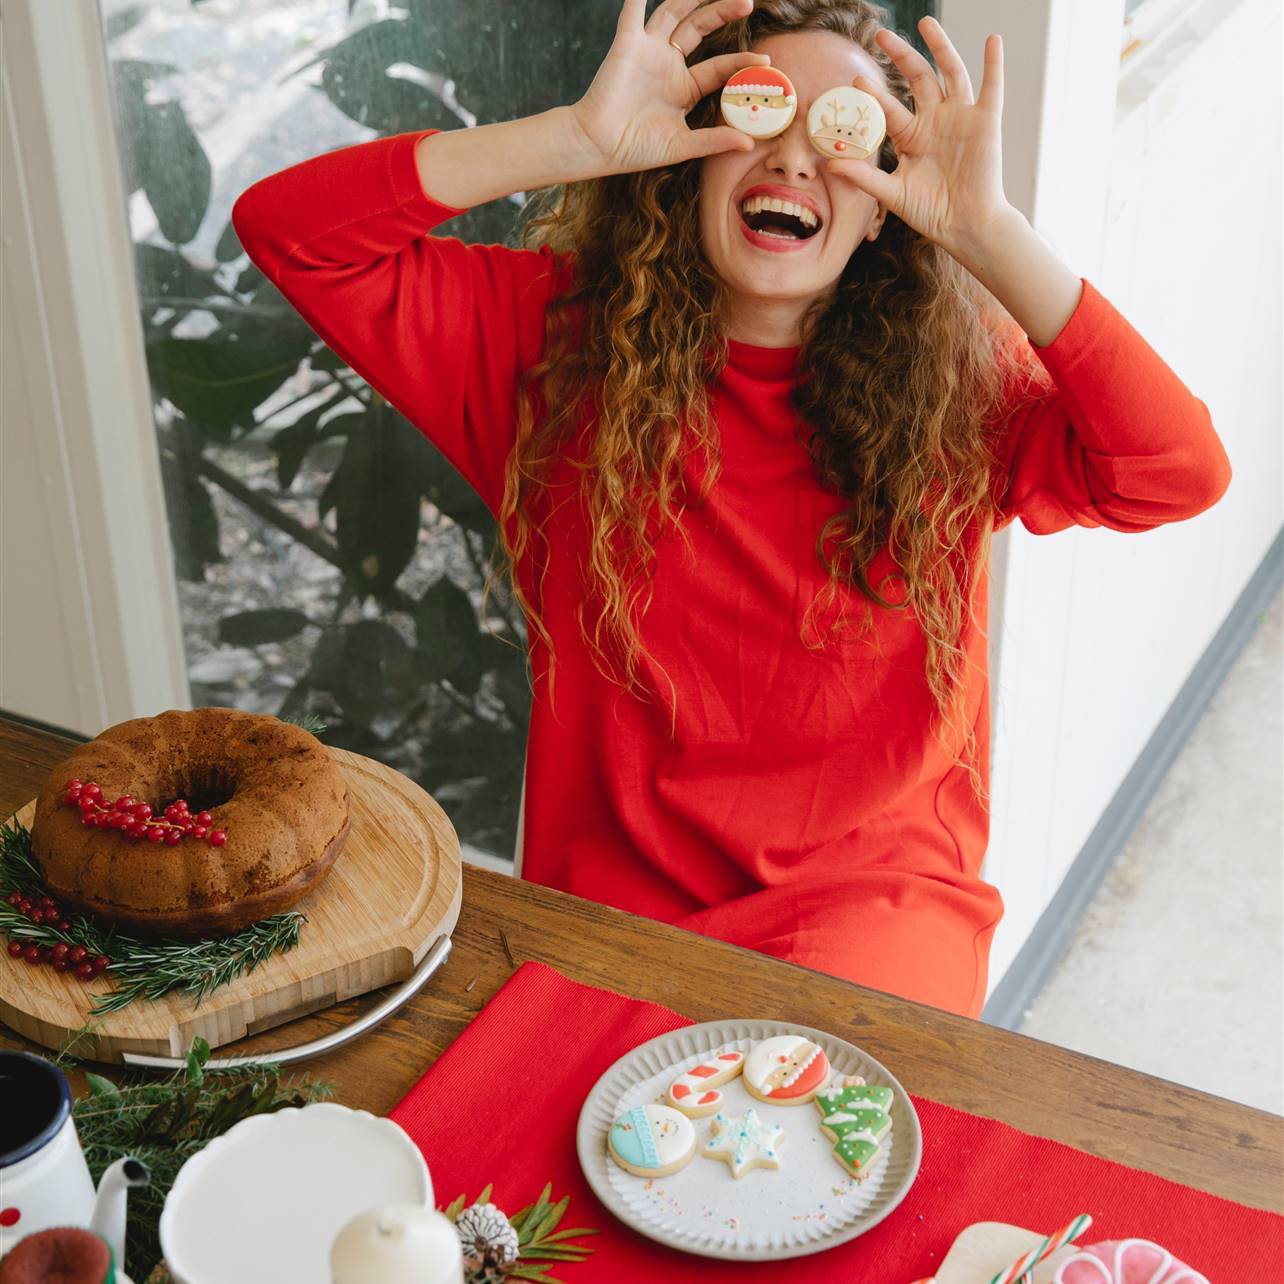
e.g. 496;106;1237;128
231;127;1232;1016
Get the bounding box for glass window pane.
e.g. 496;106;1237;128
98;0;935;866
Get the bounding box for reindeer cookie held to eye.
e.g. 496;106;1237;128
806;85;886;160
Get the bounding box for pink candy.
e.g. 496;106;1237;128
1053;1239;1210;1284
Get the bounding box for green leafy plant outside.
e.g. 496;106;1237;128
110;0;935;861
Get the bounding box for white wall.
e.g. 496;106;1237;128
0;2;189;734
942;0;1283;986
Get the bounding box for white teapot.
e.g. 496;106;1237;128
330;1204;464;1284
0;1051;148;1276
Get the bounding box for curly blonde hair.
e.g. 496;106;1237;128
488;0;1052;804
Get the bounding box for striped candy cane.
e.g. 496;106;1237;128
989;1215;1094;1284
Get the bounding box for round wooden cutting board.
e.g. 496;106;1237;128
0;747;462;1063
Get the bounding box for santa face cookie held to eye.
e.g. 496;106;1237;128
720;66;797;139
699;31;889;337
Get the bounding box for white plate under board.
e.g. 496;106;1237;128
576;1018;922;1262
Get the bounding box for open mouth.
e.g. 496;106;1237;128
738;194;823;242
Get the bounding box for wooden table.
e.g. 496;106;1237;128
2;713;1280;1214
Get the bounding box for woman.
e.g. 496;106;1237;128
231;0;1231;1016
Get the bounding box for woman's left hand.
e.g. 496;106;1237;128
828;16;1015;259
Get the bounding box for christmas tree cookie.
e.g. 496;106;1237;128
814;1076;893;1178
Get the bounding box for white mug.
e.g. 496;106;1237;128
0;1051;98;1256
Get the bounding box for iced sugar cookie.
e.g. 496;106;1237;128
720;67;798;140
743;1035;830;1105
702;1107;784;1178
814;1076;894;1177
807;84;886;160
607;1103;696;1178
664;1050;745;1118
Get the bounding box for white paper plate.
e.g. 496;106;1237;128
577;1019;921;1261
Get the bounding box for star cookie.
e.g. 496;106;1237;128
702;1107;785;1178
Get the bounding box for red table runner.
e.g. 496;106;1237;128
390;962;1282;1280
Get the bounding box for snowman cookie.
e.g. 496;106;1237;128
720;66;798;139
807;84;886;160
607;1103;697;1177
664;1050;745;1118
814;1076;894;1177
702;1107;785;1178
742;1035;830;1105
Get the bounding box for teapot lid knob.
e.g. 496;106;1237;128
330;1203;463;1284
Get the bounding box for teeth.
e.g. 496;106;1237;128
739;194;819;229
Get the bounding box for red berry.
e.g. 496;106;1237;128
6;941;23;958
56;921;71;933
17;900;31;915
75;962;95;980
196;811;213;826
192;826;208;839
164;830;182;846
66;778;83;790
82;783;102;800
5;893;20;906
22;944;41;963
52;959;70;973
146;827;165;843
38;896;55;909
114;795;135;811
91;955;110;973
28;909;44;925
69;945;88;964
209;830;227;847
51;942;70;962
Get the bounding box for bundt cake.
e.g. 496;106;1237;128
29;708;350;940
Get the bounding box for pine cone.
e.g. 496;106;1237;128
456;1201;520;1269
465;1259;508;1284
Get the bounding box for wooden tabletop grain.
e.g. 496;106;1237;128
1;713;1280;1213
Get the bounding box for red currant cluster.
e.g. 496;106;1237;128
4;894;109;979
5;891;70;932
6;937;110;979
61;779;226;847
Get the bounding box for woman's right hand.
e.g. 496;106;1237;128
570;0;772;175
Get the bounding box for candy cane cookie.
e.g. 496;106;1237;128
664;1050;745;1118
742;1035;831;1106
607;1103;696;1178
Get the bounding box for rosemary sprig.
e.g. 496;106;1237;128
71;1037;332;1279
1;817;303;1016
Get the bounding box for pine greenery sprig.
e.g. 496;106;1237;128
70;1036;332;1279
0;817;303;1016
444;1183;598;1282
282;712;329;737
